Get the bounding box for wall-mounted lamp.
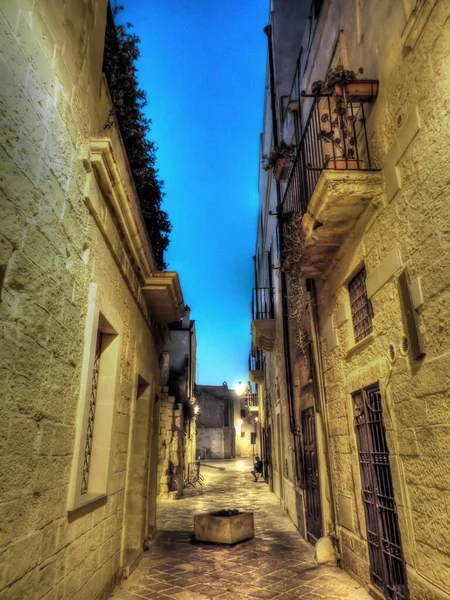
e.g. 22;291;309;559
193;405;200;415
236;381;245;396
237;419;243;426
254;417;259;422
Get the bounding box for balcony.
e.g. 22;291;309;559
251;288;276;352
244;393;259;412
281;92;384;276
248;347;264;384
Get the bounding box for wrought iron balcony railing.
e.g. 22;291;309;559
244;393;259;408
248;347;264;372
252;287;274;320
282;93;380;218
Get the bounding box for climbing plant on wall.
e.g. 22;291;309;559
103;4;171;270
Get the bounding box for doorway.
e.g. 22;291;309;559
301;407;322;544
353;384;408;600
123;376;153;568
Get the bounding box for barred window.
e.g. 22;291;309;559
81;330;103;494
348;267;373;343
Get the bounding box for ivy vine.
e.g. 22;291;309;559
103;5;171;270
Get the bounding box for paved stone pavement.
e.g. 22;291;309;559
111;459;370;600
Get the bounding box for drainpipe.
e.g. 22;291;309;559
308;279;338;542
264;24;299;477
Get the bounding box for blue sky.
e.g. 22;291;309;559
118;1;267;386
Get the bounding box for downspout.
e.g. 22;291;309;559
264;24;299;478
309;279;338;540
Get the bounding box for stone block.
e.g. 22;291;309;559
315;536;336;564
194;511;254;544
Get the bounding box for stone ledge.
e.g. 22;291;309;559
301;170;385;276
251;319;276;351
142;272;185;324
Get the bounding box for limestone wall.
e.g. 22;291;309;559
0;1;164;598
291;1;450;597
157;397;185;498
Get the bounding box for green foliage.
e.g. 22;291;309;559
103;5;171;270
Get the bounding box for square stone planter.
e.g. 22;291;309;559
194;510;254;544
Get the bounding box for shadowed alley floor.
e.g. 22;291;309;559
111;459;370;600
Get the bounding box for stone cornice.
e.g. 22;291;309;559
88;137;157;281
142;272;185;324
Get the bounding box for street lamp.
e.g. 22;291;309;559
235;381;245;396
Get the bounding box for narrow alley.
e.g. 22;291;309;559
112;460;370;600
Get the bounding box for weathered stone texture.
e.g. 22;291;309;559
0;0;164;598
306;2;450;597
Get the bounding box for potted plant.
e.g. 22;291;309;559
262;142;296;181
317;115;362;170
312;65;378;102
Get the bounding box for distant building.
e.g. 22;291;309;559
157;307;198;498
195;384;235;459
250;1;450;599
195;383;260;459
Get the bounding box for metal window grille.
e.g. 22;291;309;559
353;385;409;600
349;267;373;342
81;331;103;495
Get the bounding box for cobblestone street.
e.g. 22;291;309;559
111;459;370;600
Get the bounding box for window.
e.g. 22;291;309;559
240;409;246;419
81;330;103;494
67;283;120;512
241;431;245;438
348;267;373;342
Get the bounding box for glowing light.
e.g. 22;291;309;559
255;417;258;422
193;405;200;415
237;419;243;426
235;381;245;396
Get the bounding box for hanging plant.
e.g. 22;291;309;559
261;142;296;172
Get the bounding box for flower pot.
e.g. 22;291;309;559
274;156;291;181
333;80;379;102
325;158;363;170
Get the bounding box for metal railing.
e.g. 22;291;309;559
282;93;379;218
252;287;274;320
248;347;264;372
244;393;259;408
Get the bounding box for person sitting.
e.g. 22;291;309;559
251;456;263;482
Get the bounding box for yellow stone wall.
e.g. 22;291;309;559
291;1;450;598
0;1;164;598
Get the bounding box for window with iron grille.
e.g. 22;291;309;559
348;267;373;342
240;409;246;419
81;330;103;495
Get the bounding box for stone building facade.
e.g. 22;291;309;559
0;1;188;599
251;1;450;599
157;310;197;498
195;384;260;460
195;385;235;459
